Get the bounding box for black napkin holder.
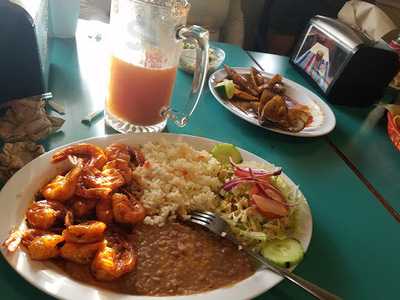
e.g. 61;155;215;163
290;15;399;107
0;0;49;103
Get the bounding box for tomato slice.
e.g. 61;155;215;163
250;184;260;196
252;194;289;219
249;185;260;205
258;183;285;204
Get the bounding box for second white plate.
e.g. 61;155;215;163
209;67;336;137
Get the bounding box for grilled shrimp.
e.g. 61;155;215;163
75;178;112;200
76;186;112;200
3;229;64;260
52;143;107;169
60;241;104;264
41;165;82;202
105;143;145;167
130;145;145;167
103;159;133;184
25;232;64;260
96;197;114;224
111;193;145;225
105;143;131;162
26;200;73;230
63;221;106;243
91;231;136;281
81;166;125;190
70;197;97;218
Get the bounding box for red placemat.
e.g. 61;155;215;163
387;111;400;151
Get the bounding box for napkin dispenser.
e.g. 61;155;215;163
290;15;399;106
0;0;49;102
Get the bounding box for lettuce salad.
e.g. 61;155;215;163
212;145;303;253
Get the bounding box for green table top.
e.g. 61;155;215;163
0;28;399;300
248;51;400;217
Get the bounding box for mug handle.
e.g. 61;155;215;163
161;25;209;127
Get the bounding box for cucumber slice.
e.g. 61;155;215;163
261;238;304;268
215;79;235;99
211;143;243;164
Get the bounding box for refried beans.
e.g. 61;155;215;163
55;222;255;296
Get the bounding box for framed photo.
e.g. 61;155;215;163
292;25;350;92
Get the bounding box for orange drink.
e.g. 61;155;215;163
106;55;177;126
105;0;209;133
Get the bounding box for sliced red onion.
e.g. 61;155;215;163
223;178;258;191
223;174;275;191
229;157;282;177
223;158;296;208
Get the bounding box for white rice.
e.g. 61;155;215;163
133;140;223;226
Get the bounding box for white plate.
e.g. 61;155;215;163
209;67;336;137
0;133;312;300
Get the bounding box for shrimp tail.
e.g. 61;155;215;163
52;143;107;169
64;210;74;227
68;155;84;166
2;229;23;252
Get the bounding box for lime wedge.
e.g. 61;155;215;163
215;79;235;99
211;143;243;164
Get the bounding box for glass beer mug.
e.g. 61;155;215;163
105;0;209;133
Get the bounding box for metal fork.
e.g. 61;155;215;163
189;211;341;300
